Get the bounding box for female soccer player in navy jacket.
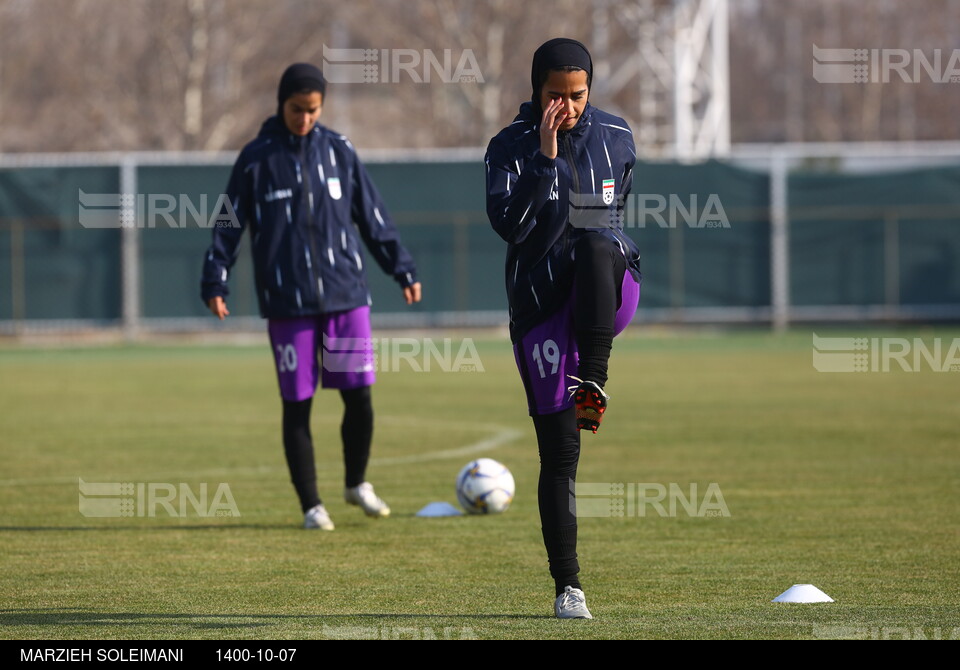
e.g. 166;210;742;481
202;63;422;531
485;39;642;619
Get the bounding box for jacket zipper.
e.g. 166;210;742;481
561;131;579;257
300;139;323;310
563;128;632;264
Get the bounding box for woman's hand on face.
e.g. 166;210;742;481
539;97;567;160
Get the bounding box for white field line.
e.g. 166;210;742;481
371;428;522;465
0;422;524;487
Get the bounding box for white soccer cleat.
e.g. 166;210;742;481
554;586;594;620
303;504;335;530
344;482;391;518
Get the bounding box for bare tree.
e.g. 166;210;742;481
1;0;959;152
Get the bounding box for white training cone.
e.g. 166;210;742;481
772;584;834;603
415;502;463;517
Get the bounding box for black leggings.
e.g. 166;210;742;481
534;407;582;595
536;232;626;595
281;386;373;512
573;232;626;386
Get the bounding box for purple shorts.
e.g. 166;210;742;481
267;306;376;401
513;272;640;415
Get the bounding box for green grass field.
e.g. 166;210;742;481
2;329;958;640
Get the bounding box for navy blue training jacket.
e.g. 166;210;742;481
201;116;418;318
485;101;642;342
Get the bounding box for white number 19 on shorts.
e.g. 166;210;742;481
531;339;560;378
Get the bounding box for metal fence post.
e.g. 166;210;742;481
10;219;25;333
770;152;790;332
120;156;140;339
454;214;469;312
669;222;686;320
884;210;900;317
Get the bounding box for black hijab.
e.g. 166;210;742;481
530;38;593;114
277;63;327;116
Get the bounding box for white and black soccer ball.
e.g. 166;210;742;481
455;458;515;514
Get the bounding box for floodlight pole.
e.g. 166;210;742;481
672;0;731;161
594;0;731;160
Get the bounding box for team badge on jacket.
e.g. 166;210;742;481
602;178;616;205
327;177;342;200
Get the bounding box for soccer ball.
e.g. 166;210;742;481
455;458;515;514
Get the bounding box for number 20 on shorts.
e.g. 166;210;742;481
276;344;298;373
